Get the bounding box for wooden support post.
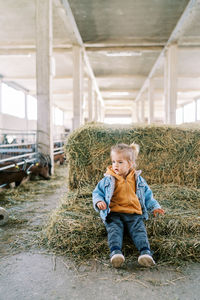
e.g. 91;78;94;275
88;78;93;122
97;98;101;122
164;53;168;123
131;103;135;123
36;0;54;170
135;101;139;123
141;98;145;123
73;46;83;130
24;93;28;131
94;92;98;121
148;79;154;124
167;44;178;124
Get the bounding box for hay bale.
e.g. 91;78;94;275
44;184;200;263
44;124;200;264
65;124;200;190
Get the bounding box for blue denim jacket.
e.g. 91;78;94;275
92;170;161;222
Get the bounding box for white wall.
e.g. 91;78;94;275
1;114;37;131
1;113;70;143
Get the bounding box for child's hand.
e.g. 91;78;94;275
153;208;165;217
97;201;107;210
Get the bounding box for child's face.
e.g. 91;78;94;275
111;151;132;177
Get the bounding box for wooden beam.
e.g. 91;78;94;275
36;0;54;163
148;79;154;124
0;46;72;52
73;46;83;129
2;75;200;81
0;44;200;52
88;78;93;122
96;75;146;79
84;42;166;47
85;46;163;52
1;76;73;81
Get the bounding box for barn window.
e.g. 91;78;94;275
183;102;195;123
54;107;64;126
176;107;183;125
197;99;200;121
1;83;25;118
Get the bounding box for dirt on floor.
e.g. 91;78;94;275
0;166;200;300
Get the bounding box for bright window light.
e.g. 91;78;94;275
27;95;37;120
110;92;130;96
197;99;200;121
176;107;183;125
104;117;132;125
2;83;25;118
183;102;195;123
106;52;142;57
54;107;64;126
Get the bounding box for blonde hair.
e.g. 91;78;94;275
111;142;140;167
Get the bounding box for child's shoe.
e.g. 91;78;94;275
138;250;155;267
110;250;125;268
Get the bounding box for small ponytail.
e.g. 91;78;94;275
130;142;140;159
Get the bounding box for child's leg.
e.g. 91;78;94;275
105;212;125;267
105;212;124;252
124;214;155;267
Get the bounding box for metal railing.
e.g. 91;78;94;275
53;140;65;155
0;130;37;159
0;130;67;188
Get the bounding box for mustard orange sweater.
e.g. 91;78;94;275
106;166;142;214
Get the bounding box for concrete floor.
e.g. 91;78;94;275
0;166;200;300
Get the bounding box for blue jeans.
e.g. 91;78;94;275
105;212;150;253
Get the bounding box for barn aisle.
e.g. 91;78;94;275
0;166;68;258
0;166;200;300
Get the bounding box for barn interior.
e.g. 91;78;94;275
0;2;200;298
0;0;200;169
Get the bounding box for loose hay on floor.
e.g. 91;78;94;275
0;166;65;208
44;184;200;264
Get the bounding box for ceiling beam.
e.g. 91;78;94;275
85;46;163;53
97;75;146;79
135;0;199;102
0;45;200;56
1;76;73;81
0;48;74;55
102;88;200;94
87;45;200;52
0;45;73;51
54;0;104;106
2;40;197;50
28;90;73;95
84;42;166;47
2;75;200;81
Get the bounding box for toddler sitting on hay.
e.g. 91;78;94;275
92;142;164;268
